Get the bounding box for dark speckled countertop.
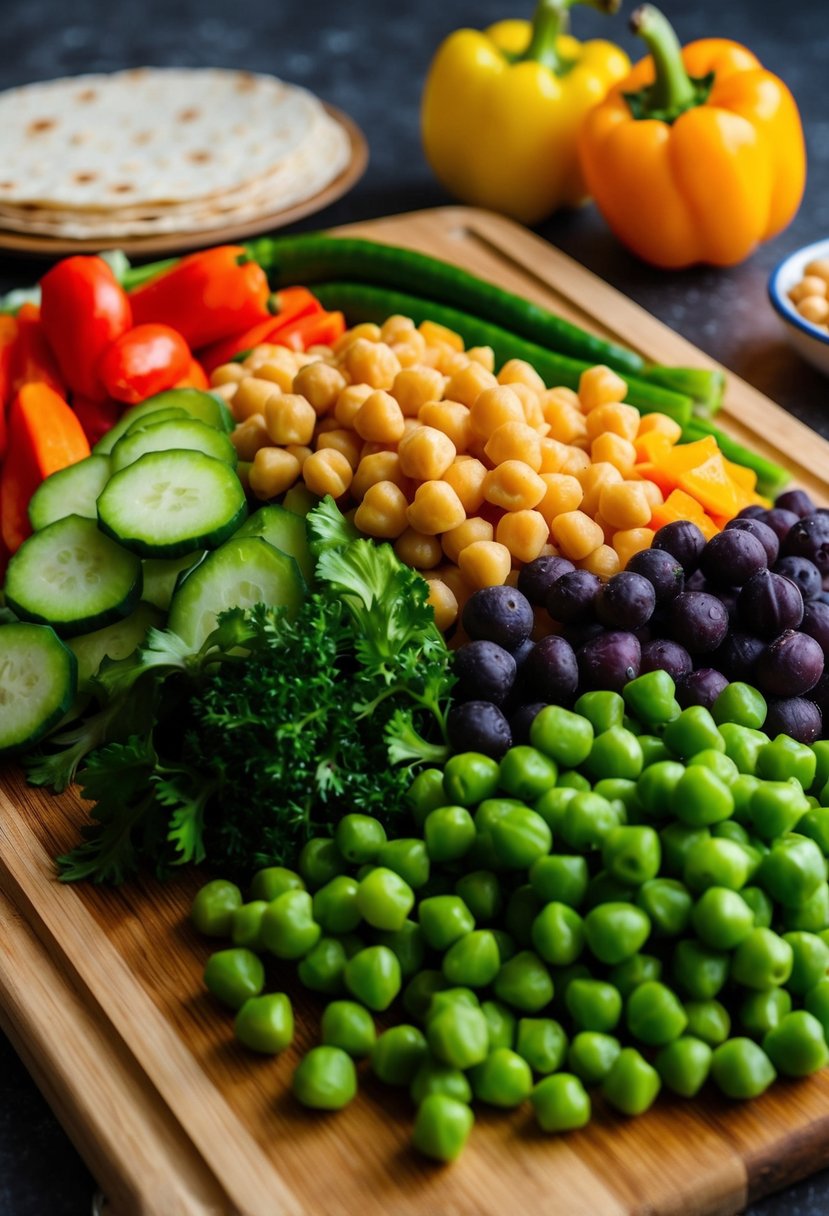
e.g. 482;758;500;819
1;1;828;1212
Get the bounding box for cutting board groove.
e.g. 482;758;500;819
2;207;829;1216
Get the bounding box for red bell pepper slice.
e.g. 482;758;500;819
40;258;132;400
198;286;323;373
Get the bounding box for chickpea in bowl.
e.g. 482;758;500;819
769;238;829;376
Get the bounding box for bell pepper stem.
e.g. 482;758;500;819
630;5;697;113
522;0;620;74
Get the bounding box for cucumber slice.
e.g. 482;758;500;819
110;418;238;473
92;399;186;456
67;601;164;689
136;388;234;433
5;515;143;637
234;504;314;583
0;623;77;754
283;484;321;518
97;450;247;558
168;536;305;649
28;455;111;531
123;406;189;435
141;552;204;610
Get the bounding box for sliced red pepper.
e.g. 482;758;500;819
98;323;191;405
11;304;65;397
198;287;323;373
72;395;123;447
40;257;132;400
276;309;346;352
129;245;270;349
0;314;15;461
1;383;90;551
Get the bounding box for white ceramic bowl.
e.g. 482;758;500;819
768;237;829;377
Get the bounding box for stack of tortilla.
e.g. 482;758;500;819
0;67;352;240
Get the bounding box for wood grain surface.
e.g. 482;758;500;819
2;207;828;1216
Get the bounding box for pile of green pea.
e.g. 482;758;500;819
191;670;829;1163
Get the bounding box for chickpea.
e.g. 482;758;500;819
292;362;347;416
798;296;829;325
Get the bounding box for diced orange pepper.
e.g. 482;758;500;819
658;435;720;479
634;430;674;464
725;459;757;493
697;514;721;540
633;461;675;498
649;488;706;531
678;452;741;519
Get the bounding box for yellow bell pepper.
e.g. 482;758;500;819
421;0;630;224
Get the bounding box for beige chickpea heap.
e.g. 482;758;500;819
788;258;829;332
211;315;671;631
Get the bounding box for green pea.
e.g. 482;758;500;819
655;1036;712;1097
297;937;347;995
557;770;592;792
424;805;476;863
731;927;793;990
566;978;622;1032
469;1048;533;1107
638;735;671;768
683;837;751;893
355;867;414;932
719;726;766;776
455;870;502;922
533;786;577;833
712;819;751;846
493;950;554;1013
530;705;594;768
530;854;589;908
626;981;687;1046
637;761;686;821
504;885;542;947
410;1059;472;1105
411;1094;474;1161
516;1017;567;1074
583;902;650;965
623;669;679;727
763;1010;829;1077
712;682;767;730
609;953;663;999
261;890;321;959
191;879;242;937
293;1045;357;1110
688;749;739;786
442;752;499;806
783;881;829;933
672;767;734;828
249;866;304;903
418;895;475;951
757;735;817;788
531;1072;591;1132
635;878;692;938
321;999;376;1058
491;806;552;868
750;781;809;841
374;920;425;978
664;705;725;758
761;834;827;909
427;1001;489;1069
407;768;447;827
234;993;294;1054
529;901;583;968
602;1047;661;1115
672;940;729;1000
691;887;755;950
204;948;265;1010
499;745;559;801
585;871;636;910
741;885;774;930
683;999;731;1046
781;931;829;994
491;928;517;963
482;1000;517;1051
297;837;346;890
376;838;430;889
585;726;644;782
602;825;661;886
231;901;268;950
796;808;829;856
442;930;501;988
740;987;792;1039
567;1031;621;1085
574;689;625;735
312;876;361;935
371;1024;428;1086
335;814;387;865
343;945;401;1011
804;978;829;1041
659;823;710;877
402;970;447;1021
561;791;622;851
710;1037;776;1099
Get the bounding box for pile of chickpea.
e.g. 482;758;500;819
210;314;683;631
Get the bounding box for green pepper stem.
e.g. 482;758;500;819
521;0;621;74
630;5;696;113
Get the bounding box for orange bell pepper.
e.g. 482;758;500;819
579;5;806;268
174;358;210;390
10;304;65;397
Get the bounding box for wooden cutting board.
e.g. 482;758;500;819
2;206;829;1216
